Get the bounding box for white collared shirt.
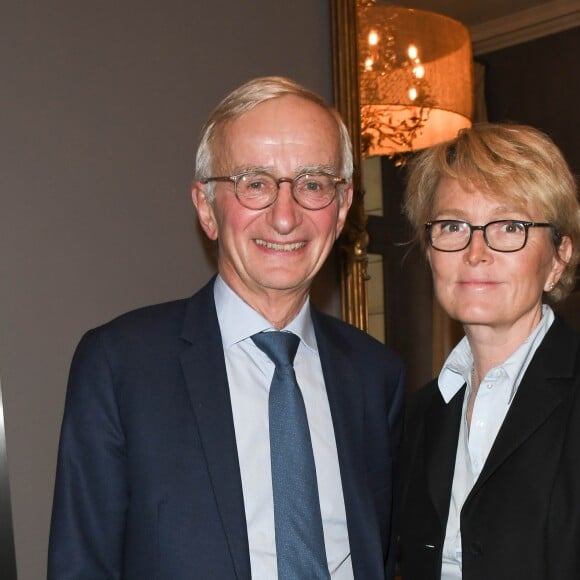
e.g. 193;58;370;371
438;305;555;580
213;276;353;579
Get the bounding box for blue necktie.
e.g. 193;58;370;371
252;331;330;579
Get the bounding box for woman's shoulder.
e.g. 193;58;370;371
539;315;580;369
406;378;441;416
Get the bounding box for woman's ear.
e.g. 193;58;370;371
557;235;573;265
192;183;218;240
547;235;573;290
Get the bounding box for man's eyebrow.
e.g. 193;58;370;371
229;165;274;175
294;164;338;175
230;164;339;176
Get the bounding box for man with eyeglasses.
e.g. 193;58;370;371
48;76;405;580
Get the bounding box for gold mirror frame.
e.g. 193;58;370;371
330;0;464;377
331;0;368;331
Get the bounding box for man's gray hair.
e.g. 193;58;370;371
194;76;353;203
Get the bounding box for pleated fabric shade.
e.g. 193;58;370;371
358;4;474;157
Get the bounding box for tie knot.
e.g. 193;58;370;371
251;331;300;368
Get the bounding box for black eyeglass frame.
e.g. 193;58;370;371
200;171;347;210
424;219;558;253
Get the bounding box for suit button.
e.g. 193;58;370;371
470;542;483;556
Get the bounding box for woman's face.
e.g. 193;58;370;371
427;178;570;336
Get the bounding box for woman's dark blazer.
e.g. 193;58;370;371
399;316;580;580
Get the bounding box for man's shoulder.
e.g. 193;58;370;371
100;297;190;333
312;308;403;367
82;281;215;346
74;299;188;361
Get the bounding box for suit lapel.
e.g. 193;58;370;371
425;384;465;523
179;280;251;580
313;311;384;579
470;318;578;496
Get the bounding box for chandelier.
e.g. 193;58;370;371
358;3;474;157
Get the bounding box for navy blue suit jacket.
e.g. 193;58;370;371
48;279;405;579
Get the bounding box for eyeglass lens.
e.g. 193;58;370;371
429;220;530;252
236;172;338;209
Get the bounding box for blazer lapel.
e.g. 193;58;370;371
471;317;578;496
179;281;251;580
313;311;385;579
424;385;465;523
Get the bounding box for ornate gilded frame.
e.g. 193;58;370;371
330;0;460;374
330;0;368;331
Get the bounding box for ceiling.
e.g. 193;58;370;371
389;0;555;27
381;0;580;54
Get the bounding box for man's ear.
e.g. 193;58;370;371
192;182;218;240
335;184;354;236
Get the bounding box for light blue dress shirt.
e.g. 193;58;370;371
438;305;555;579
213;276;353;579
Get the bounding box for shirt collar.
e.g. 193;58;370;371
213;275;318;353
438;304;555;404
438;335;473;403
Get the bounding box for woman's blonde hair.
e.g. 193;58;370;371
404;122;580;302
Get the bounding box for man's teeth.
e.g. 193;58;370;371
255;239;305;251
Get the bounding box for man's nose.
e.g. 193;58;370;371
266;183;303;233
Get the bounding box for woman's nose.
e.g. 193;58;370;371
464;229;492;265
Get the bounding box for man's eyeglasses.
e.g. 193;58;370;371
424;219;557;253
200;171;347;210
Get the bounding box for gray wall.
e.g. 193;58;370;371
1;2;334;578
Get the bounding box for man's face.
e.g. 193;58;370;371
193;95;352;308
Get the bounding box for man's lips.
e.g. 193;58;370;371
254;239;306;252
